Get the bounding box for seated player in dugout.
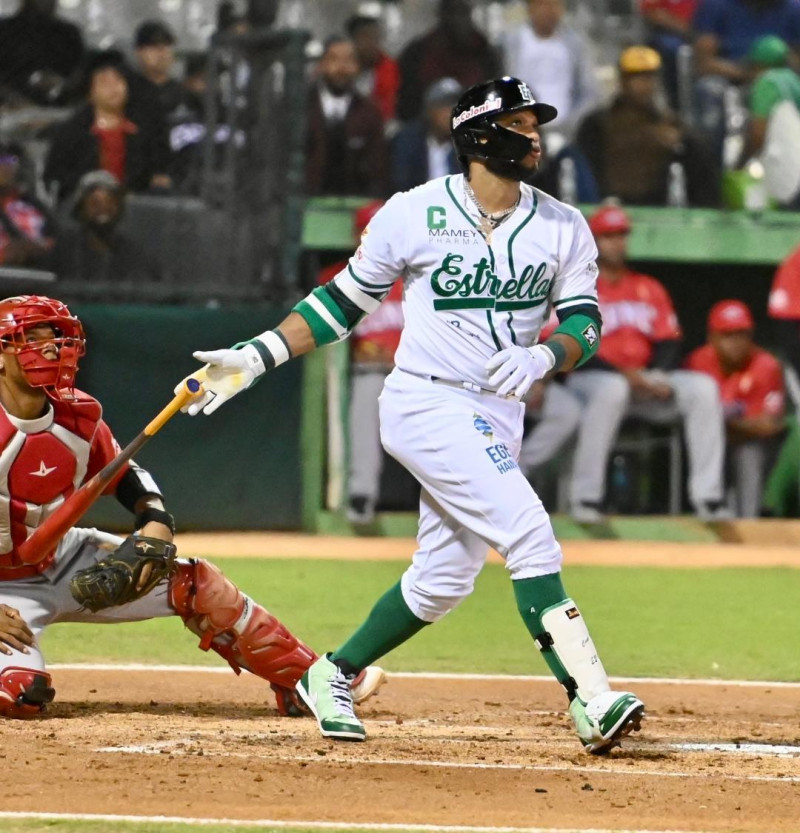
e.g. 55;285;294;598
0;295;384;718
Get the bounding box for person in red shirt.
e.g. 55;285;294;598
318;201;404;524
43;50;172;205
768;243;800;376
0;295;384;718
347;14;401;125
686;299;785;516
525;204;726;522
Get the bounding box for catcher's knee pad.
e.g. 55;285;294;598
168;559;318;714
0;667;55;719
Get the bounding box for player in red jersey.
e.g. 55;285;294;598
687;299;785;516
0;295;384;717
524;205;727;521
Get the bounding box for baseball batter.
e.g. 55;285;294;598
0;295;383;718
182;77;645;752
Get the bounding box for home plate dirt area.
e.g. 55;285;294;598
2;670;799;832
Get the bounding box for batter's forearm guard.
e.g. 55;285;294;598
550;310;602;368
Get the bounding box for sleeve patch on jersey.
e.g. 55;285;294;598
582;324;599;347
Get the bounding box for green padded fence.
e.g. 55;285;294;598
73;304;303;532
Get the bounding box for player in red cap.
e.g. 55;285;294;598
686;300;785;517
525;203;727;522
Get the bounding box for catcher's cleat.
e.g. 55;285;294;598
569;690;645;755
296;654;366;741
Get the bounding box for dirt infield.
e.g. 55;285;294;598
174;531;800;569
2;670;799;831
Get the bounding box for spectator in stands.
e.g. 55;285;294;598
639;0;698;108
317;201;403;525
577;46;720;206
738;35;800;207
523;204;727;523
692;0;800;150
502;0;600;143
396;0;500;121
43;51;173;205
391;78;461;192
0;0;85;106
768;242;800;379
306;36;389;198
0;142;55;270
686;300;785;516
347;14;400;125
129;21;185;121
168;54;212;194
52;170;162;285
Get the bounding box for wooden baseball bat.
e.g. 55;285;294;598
17;378;203;565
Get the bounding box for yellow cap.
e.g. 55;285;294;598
619;46;662;74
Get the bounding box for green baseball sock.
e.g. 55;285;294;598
513;572;573;692
331;580;429;672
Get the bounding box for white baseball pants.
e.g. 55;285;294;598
0;527;173;676
379;369;563;623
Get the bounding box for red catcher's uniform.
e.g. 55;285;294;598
0;389;126;580
685;344;785;419
768;245;800;320
595;269;682;369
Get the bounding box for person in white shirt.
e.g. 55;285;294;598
178;76;645;754
502;0;600;143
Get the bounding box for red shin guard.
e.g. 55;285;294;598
169;559;317;715
0;667;55;718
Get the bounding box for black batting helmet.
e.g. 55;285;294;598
451;77;558;173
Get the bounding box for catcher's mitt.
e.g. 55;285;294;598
70;536;177;612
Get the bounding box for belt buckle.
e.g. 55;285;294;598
462;381;483;394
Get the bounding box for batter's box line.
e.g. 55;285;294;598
0;810;721;833
93;743;800;783
48;664;800;688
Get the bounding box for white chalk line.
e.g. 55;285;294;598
48;664;800;689
94;738;800;784
0;812;718;833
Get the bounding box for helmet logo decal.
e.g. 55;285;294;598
518;82;534;102
452;96;503;129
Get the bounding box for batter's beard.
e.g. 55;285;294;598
485;156;538;182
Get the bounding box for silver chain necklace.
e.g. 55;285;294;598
464;181;520;244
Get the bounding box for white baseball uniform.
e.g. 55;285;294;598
329;174;600;621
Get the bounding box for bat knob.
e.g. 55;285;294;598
186;378;202;394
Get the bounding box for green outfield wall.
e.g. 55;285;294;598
73;304;303;532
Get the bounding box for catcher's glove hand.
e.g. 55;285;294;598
70;536;177;612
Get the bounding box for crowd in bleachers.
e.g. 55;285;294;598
1;0;800;519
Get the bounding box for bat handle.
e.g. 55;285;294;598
145;378;204;436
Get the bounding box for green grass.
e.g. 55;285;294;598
40;557;800;681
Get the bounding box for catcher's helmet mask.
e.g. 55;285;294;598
0;295;86;400
451;77;558;179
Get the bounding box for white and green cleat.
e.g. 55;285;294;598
569;690;645;754
296;654;366;741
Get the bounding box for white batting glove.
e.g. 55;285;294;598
175;343;266;416
485;345;556;399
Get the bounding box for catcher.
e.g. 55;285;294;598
0;294;384;718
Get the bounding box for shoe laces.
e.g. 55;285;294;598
330;671;357;718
